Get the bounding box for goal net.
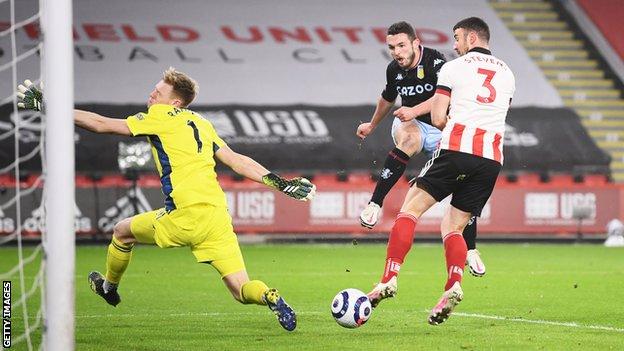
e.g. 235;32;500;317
1;0;75;349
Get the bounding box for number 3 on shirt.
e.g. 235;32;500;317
186;120;203;153
476;68;496;104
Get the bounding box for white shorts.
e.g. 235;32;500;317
391;118;442;158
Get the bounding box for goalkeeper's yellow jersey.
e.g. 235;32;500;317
126;104;228;211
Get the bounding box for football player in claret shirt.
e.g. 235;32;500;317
355;21;485;276
366;17;515;325
17;67;316;332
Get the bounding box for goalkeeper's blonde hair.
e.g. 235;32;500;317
163;67;198;108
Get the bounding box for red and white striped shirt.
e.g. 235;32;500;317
435;47;515;164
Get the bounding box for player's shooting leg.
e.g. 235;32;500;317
440;206;471;290
370;147;410;208
370;121;422;207
105;217;136;289
393;120;423;157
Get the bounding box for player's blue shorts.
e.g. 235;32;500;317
391;118;442;158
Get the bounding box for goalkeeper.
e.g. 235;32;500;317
17;68;316;332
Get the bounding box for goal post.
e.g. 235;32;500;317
41;0;75;349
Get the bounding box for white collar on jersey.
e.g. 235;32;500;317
468;47;492;55
403;45;424;72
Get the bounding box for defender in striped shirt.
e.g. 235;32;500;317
367;17;516;326
357;21;487;278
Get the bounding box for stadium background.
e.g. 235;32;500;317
2;0;623;239
1;0;624;350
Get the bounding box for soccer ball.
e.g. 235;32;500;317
331;288;372;328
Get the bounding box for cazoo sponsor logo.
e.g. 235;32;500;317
396;83;434;96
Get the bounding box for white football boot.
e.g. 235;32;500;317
367;276;397;308
428;281;463;325
360;202;381;229
466;249;486;277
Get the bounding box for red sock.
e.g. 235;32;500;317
381;213;417;283
443;231;467;290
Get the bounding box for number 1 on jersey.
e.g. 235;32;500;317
186;120;203;153
476;68;497;104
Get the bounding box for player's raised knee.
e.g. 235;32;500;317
112;218;134;243
396;138;421;156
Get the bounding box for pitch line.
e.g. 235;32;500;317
72;311;323;319
450;311;624;333
68;310;624;332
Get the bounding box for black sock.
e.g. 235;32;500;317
462;216;477;250
370;148;410;206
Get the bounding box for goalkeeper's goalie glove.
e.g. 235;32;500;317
17;80;43;111
262;173;316;201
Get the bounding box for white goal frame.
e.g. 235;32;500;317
41;0;75;350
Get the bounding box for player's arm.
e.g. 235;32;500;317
74;109;132;136
369;97;395;127
431;92;450;130
214;144;270;183
431;57;452;130
17;79;131;135
215;144;316;201
396;52;446;122
393;96;434;122
356;97;395;139
356;64;398;139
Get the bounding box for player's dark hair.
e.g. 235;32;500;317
163;67;198;108
453;17;490;42
387;21;416;41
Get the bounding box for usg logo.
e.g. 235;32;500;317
226;191;275;224
310;191;369;219
560;192;596;219
235;191;274;220
198;109;332;144
524;192;596;224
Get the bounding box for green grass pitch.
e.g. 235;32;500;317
2;243;623;350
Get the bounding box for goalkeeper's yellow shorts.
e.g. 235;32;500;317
130;204;245;277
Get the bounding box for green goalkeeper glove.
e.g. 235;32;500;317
17;80;44;111
262;173;316;201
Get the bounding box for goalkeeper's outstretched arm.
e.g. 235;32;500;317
16;79;131;136
74;109;132;136
215;144;316;201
